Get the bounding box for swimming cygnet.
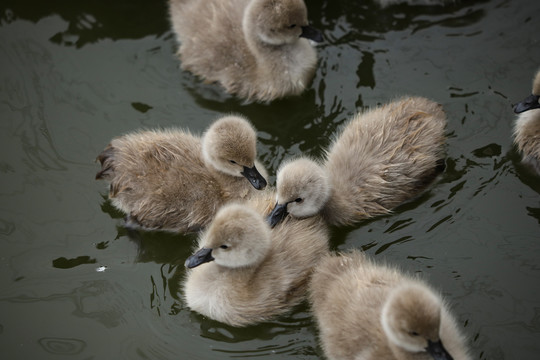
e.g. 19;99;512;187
310;251;471;360
183;202;329;327
269;96;447;227
95;115;267;233
513;68;540;174
168;0;323;102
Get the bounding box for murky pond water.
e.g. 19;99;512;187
1;0;539;359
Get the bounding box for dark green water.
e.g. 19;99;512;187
1;0;539;359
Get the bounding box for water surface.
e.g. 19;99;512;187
1;0;539;359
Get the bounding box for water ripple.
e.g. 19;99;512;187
0;218;16;236
38;337;86;355
375;235;414;254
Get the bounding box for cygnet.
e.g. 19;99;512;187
269;96;447;227
96;115;267;233
168;0;323;102
310;251;471;360
183;202;329;327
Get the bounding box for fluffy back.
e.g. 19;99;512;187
323;96;447;226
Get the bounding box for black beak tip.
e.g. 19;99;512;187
300;25;323;43
241;165;267;190
185;248;214;269
311;31;324;43
513;94;540;114
267;214;279;228
513;102;525;114
426;340;454;360
267;203;289;228
255;177;267;190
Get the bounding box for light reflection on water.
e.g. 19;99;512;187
0;0;539;359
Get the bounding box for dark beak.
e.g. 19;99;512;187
426;340;454;360
185;248;214;269
267;202;289;228
300;25;323;43
241;165;267;190
513;94;540;113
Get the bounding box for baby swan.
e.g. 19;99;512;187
168;0;323;102
310;251;471;360
269;96;447;227
183;202;329;327
513;68;540;174
95;115;267;233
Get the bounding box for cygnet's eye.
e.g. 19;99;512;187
229;160;237;165
409;331;419;337
219;244;229;249
294;198;303;203
289;24;297;29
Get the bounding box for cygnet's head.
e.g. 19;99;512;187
185;203;272;269
381;284;454;360
513;69;540;114
244;0;323;46
267;157;330;227
202;115;267;190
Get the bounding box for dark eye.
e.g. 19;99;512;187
219;245;229;249
294;198;303;203
229;160;237;164
289;24;296;29
409;331;419;336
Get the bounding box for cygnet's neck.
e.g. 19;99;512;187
200;143;254;198
201;142;225;174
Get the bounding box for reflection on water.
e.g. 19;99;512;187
194;307;313;343
120;226;195;264
526;207;540;225
316;0;488;38
150;262;184;317
52;255;97;269
1;0;169;47
189;306;319;358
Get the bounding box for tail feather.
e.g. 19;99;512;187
95;145;116;180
